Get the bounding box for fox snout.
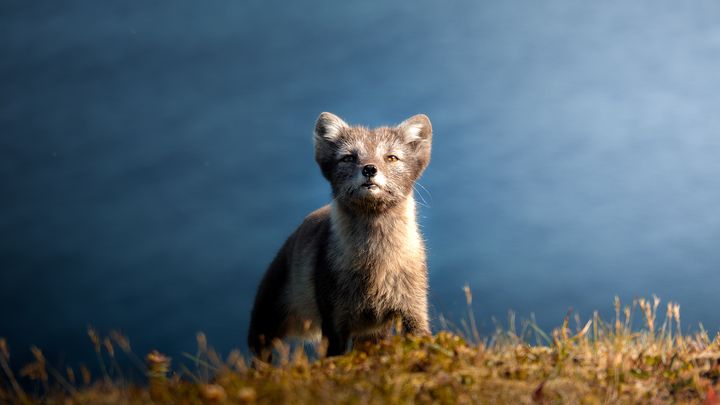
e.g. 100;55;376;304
362;164;378;178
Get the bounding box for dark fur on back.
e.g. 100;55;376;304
247;206;332;358
246;239;290;354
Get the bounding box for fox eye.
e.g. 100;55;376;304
385;155;399;162
340;155;356;163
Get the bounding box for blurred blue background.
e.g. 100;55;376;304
2;0;720;369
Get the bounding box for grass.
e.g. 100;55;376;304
1;294;719;404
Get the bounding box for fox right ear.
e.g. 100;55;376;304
314;112;349;143
314;112;348;181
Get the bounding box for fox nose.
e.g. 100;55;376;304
362;164;378;178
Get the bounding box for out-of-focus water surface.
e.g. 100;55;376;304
2;0;720;368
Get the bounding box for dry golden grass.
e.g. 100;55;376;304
2;295;719;404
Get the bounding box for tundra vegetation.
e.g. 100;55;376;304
1;293;719;404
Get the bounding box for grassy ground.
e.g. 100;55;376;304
2;296;719;404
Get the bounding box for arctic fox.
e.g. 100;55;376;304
248;112;432;358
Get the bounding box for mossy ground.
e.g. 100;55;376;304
2;297;720;404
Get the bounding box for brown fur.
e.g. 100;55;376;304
248;112;432;359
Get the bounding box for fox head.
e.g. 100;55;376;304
314;112;432;213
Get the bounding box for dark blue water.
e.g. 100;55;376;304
2;0;720;370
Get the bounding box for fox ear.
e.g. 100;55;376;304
314;112;348;181
314;112;349;143
398;114;432;175
397;114;432;144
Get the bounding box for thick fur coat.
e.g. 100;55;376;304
248;112;432;358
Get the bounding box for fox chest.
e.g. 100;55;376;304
335;261;420;315
328;226;426;319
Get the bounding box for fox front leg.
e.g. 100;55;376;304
401;308;430;336
322;320;350;357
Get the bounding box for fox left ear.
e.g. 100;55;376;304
397;114;432;144
397;114;432;174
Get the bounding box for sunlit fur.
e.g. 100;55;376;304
248;112;432;359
